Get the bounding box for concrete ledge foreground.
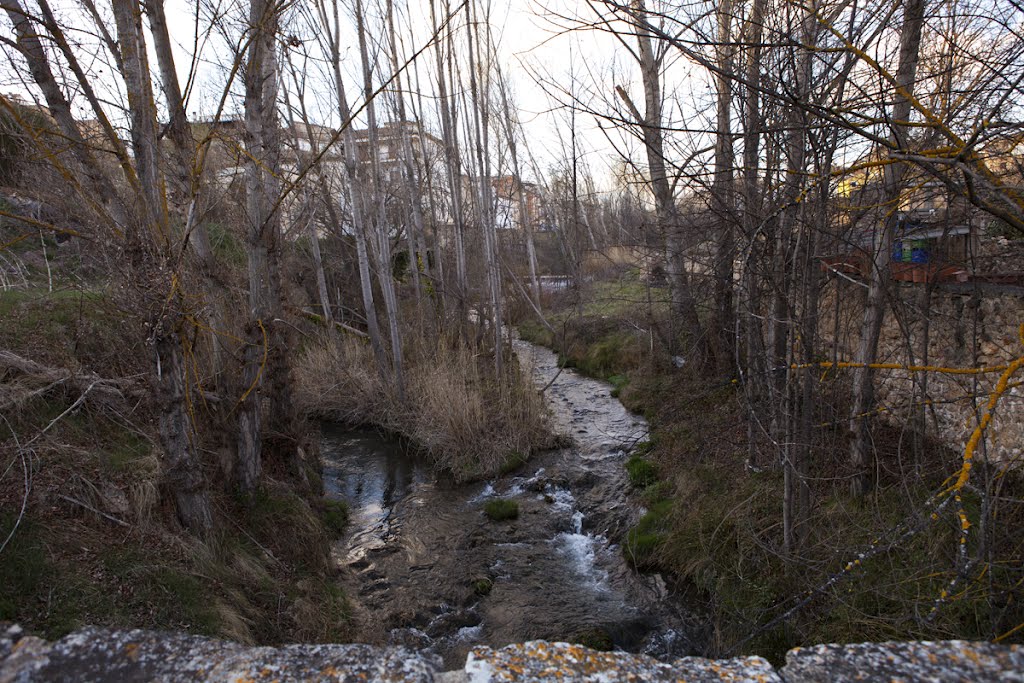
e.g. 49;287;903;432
2;624;1021;682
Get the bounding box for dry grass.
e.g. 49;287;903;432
295;332;555;480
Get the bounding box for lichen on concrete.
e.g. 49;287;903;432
3;625;1023;682
0;625;440;682
780;640;1024;682
463;640;781;682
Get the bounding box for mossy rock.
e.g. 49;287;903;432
484;499;519;522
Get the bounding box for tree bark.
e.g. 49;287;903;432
238;0;292;492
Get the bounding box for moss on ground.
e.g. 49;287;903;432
320;500;350;536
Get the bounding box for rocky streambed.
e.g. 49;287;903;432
321;338;692;667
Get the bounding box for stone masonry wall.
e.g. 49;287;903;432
818;280;1024;469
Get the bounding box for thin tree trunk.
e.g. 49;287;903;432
710;0;736;376
627;0;705;361
849;0;925;497
356;0;407;400
740;0;765;469
496;71;541;307
466;0;504;375
779;1;815;554
384;0;429;316
145;0;227;382
313;0;390;375
431;0;469;327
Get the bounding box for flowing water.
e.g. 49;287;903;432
321;339;694;667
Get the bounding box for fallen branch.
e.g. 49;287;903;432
57;493;131;528
0;349;138;408
333;321;369;339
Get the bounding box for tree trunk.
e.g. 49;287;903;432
238;0;291;492
111;0;212;530
740;0;765;470
465;0;504;376
431;0;470;330
629;0;705;361
316;0;390;376
849;0;925;498
356;0;407;401
710;0;736;376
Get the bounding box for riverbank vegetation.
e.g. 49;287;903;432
296;330;554;481
0;286;354;643
517;274;1024;660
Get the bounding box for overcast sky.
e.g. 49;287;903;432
0;0;713;190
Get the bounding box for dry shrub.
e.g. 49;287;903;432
295;331;555;479
294;335;383;424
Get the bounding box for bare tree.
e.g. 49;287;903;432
2;0;213;530
848;0;926;497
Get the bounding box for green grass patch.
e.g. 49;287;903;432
608;374;629;397
516;318;554;347
626;456;658;489
623;499;672;569
0;288;137;374
101;431;152;474
483;498;519;522
206;221;246;267
499;451;529;475
580;280;669;319
0;514;50;621
321;500;349;535
473;578;493;596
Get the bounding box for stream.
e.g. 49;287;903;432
321;339;694;667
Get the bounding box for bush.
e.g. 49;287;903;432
484;499;519;521
500;451;529;475
608;374;629;397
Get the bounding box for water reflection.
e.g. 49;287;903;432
321;425;428;531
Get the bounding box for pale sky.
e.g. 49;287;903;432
0;0;714;191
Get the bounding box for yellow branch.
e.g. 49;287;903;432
791;360;1009;376
237;319;269;406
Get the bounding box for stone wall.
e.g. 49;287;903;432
2;624;1021;682
818;279;1024;469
